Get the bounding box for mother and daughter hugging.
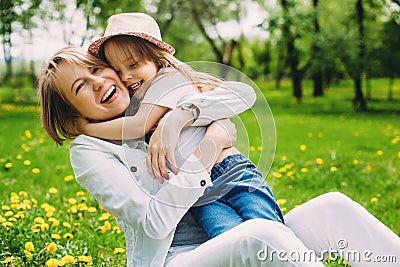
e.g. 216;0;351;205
38;12;399;267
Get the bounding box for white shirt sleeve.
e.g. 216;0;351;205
178;81;256;126
70;135;211;240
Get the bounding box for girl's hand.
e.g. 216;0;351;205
205;118;237;149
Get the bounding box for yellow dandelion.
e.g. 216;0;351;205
5;162;13;169
273;172;282;179
370;197;378;204
114;248;125;254
25;241;35;251
276;199;287;206
2;257;12;263
104;221;112;231
281;155;287;161
63;233;73;239
48;188;57;194
78;255;92;263
18;191;28;197
257;146;263;152
34;217;45;224
376;193;381;198
4;211;13;217
376;150;383;156
41;223;49;231
23;160;31;166
113;226;121;233
63;222;71;228
281;207;287;213
353;159;359;165
25;130;32;139
366;165;372;172
68;198;77;205
315;158;324;165
51;234;61;240
98;212;111;221
250;146;255;152
2;205;10;210
2;221;14;228
68;206;78;213
24;249;33;258
0;216;6;223
15;211;25;219
300;144;307;151
300;168;308;173
330;166;338;172
47;242;57;253
16;155;23;160
88;207;97;213
32;168;40;174
61;255;76;264
46;258;60;267
64;175;74;182
76;191;85;196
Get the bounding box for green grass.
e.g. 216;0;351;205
0;78;399;266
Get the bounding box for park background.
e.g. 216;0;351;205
0;0;399;266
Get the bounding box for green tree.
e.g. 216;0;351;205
0;0;41;79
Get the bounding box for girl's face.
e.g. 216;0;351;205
104;43;159;95
55;61;131;121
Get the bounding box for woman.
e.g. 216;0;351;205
38;46;400;267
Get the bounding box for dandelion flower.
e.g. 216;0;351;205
48;188;57;194
88;207;97;213
2;257;12;263
330;166;338;172
51;234;61;240
24;250;33;258
61;255;76;264
16;155;23;159
114;248;125;254
32;168;40;174
376;150;383;156
315;158;323;165
46;258;60;267
63;233;73;239
300;168;308;173
47;242;57;253
78;255;92;263
5;162;13;169
370;197;378;204
64;175;74;181
250;146;255;152
300;145;306;151
276;199;287;206
23;160;31;166
63;222;71;228
25;241;35;251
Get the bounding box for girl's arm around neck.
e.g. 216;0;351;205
81;104;169;140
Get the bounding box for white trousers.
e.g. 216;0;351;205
165;192;400;266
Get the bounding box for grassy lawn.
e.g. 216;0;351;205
0;78;399;266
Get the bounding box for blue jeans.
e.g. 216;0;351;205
191;154;284;238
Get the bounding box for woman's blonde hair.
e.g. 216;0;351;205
38;46;109;145
101;35;222;98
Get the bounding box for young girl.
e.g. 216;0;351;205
82;12;284;238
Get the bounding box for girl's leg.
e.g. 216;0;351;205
166;218;324;267
191;201;244;238
285;192;400;266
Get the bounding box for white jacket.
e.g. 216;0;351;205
70;81;256;266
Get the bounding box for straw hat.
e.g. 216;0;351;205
88;13;175;57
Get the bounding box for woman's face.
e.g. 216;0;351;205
55;61;131;121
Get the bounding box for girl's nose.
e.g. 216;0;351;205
120;71;132;82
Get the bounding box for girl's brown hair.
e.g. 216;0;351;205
101;36;221;98
38;46;109;145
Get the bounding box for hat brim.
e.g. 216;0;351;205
88;32;175;58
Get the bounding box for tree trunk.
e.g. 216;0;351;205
2;32;12;79
354;0;367;111
281;0;303;102
312;0;323;97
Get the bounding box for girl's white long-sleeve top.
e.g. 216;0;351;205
70;79;256;267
